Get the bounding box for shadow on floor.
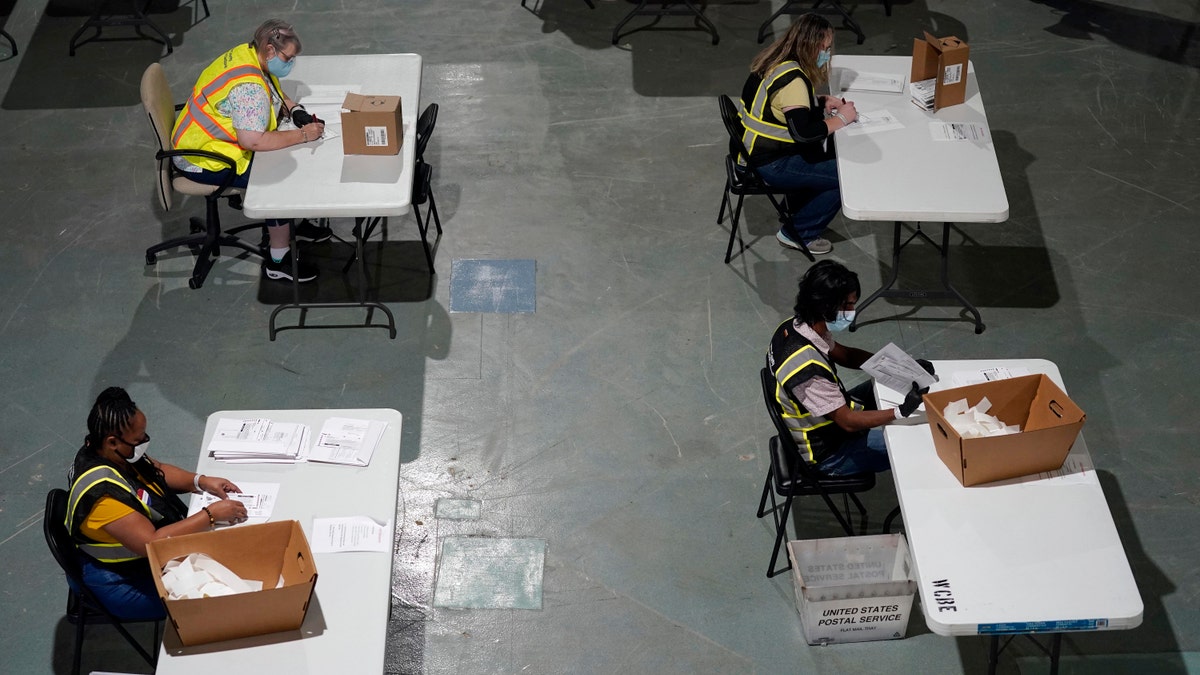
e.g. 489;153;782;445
1031;0;1199;67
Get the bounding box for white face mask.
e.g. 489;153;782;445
827;310;855;332
129;441;149;463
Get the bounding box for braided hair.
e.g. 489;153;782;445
72;387;168;493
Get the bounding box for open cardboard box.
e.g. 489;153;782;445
922;374;1086;486
146;520;318;646
911;32;969;110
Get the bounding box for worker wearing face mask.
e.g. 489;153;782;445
765;261;935;475
171;18;330;282
66;387;246;619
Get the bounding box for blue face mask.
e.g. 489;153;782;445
827;310;855;332
267;55;294;78
816;48;831;69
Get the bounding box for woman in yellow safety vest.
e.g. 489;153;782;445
65;387;247;619
738;14;858;256
171;18;328;283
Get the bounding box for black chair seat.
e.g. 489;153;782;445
769;435;875;495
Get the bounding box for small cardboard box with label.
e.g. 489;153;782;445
923;374;1086;486
146;520;318;646
341;93;403;155
910;32;969;110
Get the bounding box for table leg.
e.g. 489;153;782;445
1049;633;1062;675
988;635;1000;675
848;221;985;334
612;0;719;45
70;0;173;56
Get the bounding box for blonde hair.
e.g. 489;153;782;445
252;19;302;56
750;14;833;87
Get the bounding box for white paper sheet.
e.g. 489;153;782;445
862;342;939;395
950;366;1032;387
841;71;905;93
308;417;388;466
841;109;904;137
189;482;281;526
929;121;990;142
310;516;393;553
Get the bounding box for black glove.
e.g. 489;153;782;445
916;359;936;377
291;107;321;127
898;381;930;417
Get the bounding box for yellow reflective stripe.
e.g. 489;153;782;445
740;61;808;157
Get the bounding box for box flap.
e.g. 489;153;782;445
342;93;400;113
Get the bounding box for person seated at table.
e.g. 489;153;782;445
766;261;932;476
739;14;857;256
171;18;329;283
66;387;247;620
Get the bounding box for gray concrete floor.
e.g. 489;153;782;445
1;0;1197;673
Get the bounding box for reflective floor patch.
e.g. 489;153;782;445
435;498;481;520
433;537;546;610
449;259;536;313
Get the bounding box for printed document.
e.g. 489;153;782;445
206;418;310;463
929;121;989;142
188;482;280;526
862;342;939;394
841;110;904;137
310;516;393;553
840;71;905;93
950;366;1032;387
308;417;388;466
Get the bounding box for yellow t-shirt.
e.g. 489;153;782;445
80;496;136;543
769;79;813;122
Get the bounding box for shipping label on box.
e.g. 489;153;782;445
341;93;403;156
146;520;318;646
923;374;1086;486
911;32;969;110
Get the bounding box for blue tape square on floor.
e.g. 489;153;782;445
449;259;536;313
433;537;546;610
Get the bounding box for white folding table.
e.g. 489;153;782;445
832;55;1008;333
243;54;424;340
155;408;403;674
878;360;1141;673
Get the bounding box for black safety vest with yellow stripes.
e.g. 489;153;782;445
738;62;831;167
66;454;185;563
765;319;862;465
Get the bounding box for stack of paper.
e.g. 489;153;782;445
308;417;388;466
941;397;1021;438
207;418;310;463
910;78;936;111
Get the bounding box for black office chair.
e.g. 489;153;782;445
756;367;876;578
140;63;265;289
716;95;815;264
43;489;161;675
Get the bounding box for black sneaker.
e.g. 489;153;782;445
294;219;333;243
263;250;319;283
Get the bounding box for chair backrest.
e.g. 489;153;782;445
140;62;176;212
44;488;85;585
414;103;439;163
759;366;822;481
717;94;751;165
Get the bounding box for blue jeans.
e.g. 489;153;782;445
816;427;890;476
756;154;842;243
76;557;166;621
815;380;890;475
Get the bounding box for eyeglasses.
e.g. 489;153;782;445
112;432;150;447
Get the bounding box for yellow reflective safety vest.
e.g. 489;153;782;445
171;42;281;175
765;319;863;464
737;61;827;167
66;461;181;563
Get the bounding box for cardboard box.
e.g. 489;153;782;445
923;374;1086;486
341;93;403;155
788;534;916;646
911;32;969;110
146;520;318;646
